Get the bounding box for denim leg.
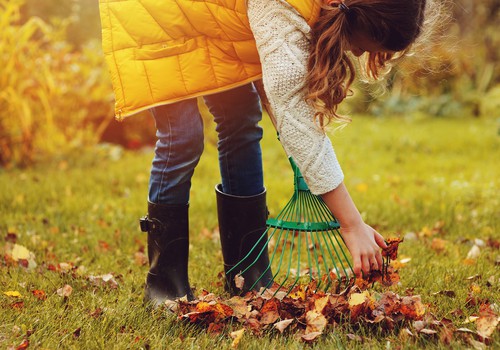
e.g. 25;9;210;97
204;83;264;196
148;99;204;205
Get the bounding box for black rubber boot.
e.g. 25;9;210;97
215;184;273;295
140;202;194;306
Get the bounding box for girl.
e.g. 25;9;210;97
99;0;430;306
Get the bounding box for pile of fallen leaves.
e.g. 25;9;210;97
168;238;499;346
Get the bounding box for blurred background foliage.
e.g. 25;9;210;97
0;0;499;167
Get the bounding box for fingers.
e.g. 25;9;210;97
375;251;383;270
374;231;388;249
352;254;362;277
361;255;370;276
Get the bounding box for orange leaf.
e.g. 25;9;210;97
383;238;403;260
431;238;447;253
32;289;47;300
260;299;280;325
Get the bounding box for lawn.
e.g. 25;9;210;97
1;114;499;349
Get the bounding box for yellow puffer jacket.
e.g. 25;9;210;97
99;0;321;119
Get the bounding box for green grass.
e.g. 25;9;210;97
1;114;499;349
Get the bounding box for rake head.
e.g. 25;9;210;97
227;157;354;296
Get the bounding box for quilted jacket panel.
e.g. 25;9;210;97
99;0;321;119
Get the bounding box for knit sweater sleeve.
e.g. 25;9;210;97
247;0;344;195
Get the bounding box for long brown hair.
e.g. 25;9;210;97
306;0;428;125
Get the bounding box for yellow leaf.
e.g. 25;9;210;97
230;329;245;349
11;244;30;261
348;291;369;307
4;291;22;297
289;285;306;300
314;296;329;313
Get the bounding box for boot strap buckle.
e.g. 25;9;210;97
139;216;163;234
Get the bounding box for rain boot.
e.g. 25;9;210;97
215;184;273;295
140;202;194;306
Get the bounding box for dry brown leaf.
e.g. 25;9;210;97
305;310;327;334
431;290;456;298
301;331;322;342
234;274;244;290
57;284;73;297
466;245;481;260
225;296;248;319
274;319;294;334
476;304;499;338
419;328;438;335
431;238;447;253
260;299;280;325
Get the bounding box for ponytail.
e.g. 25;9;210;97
305;0;428;126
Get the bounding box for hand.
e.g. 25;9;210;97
340;222;387;277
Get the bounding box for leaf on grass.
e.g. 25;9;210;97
11;244;30;260
466;245;481;260
88;274;118;289
134;251;148;266
466;274;481;281
274;319;293;334
301;331;322;342
8;244;37;269
431;238;447;253
4;291;22;298
305;310;327;334
73;327;81;338
230;329;244;349
57;284;73;297
400;295;426;320
15;339;29;350
32;289;46;300
346;333;363;342
476;304;499;338
431;290;456;298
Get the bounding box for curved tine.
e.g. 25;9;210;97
277;193;300;294
288;190;306;293
316;196;354;277
259;226;287;293
302;192;317;286
226;226;272;276
303;192;329;290
310;198;349;282
267;192;296;294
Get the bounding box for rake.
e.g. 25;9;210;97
226;81;354;295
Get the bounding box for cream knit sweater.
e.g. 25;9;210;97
247;0;344;195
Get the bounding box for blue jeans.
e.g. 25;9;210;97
148;83;264;205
